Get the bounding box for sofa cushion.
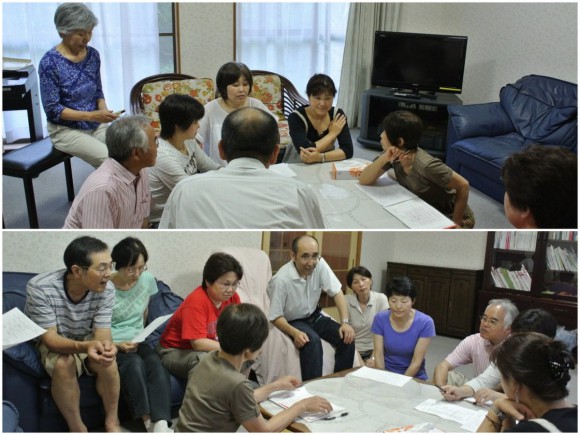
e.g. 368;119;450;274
500;75;578;146
450;134;525;169
252;74;285;121
448;103;514;140
142;79;216;133
3;341;46;378
144;280;183;348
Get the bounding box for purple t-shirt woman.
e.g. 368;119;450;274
371;310;435;380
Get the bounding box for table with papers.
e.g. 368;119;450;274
260;367;487;433
271;161;454;229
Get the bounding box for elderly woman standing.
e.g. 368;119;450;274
39;3;118;168
197;62;273;165
477;332;576;432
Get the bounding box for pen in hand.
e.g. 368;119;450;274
324;412;349;420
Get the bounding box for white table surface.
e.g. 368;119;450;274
286;162;408;229
261;372;485;432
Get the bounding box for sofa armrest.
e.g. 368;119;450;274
447;103;514;142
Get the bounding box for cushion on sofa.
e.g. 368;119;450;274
145;280;184;348
142;79;216;133
252;74;284;121
501;75;578;145
448;103;514;140
450;133;525;169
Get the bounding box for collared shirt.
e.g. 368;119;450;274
346;291;389;353
445;333;498;377
159;158;325;229
63;158;150;229
267;257;342;322
465;363;501;392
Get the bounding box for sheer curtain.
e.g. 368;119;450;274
337;3;400;127
2;2;159;142
236;2;349;99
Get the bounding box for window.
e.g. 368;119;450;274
236;3;349;97
158;3;177;73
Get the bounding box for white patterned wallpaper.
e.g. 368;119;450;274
398;3;577;104
3;231;488;298
177;3;235;79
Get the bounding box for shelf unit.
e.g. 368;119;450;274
479;231;577;330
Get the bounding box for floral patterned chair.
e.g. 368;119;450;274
129;73;215;133
251;70;308;161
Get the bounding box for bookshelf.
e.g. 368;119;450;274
479;231;577;330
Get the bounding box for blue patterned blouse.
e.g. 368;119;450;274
38;46;105;131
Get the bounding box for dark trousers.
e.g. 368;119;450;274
289;309;355;381
116;343;172;422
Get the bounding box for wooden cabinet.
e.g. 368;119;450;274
480;231;577;330
386;261;483;338
262;231;361;309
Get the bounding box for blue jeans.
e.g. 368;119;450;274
290;309;355;381
116;343;172;422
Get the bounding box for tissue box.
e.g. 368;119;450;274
332;158;372;180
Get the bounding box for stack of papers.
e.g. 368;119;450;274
415;399;487;432
3;307;46;350
268;386;346;422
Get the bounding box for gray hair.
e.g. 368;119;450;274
54;3;98;35
106;116;151;163
487;298;519;328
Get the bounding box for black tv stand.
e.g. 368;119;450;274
358;87;463;158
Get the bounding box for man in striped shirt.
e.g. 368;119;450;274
63;115;157;229
25;236;121;432
432;299;518;386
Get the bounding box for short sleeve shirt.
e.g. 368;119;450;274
444;333;498;378
346;291;389;353
267;257;342;322
160;286;240;349
111;271;158;342
25;269;115;341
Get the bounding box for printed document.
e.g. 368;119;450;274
348;366;412;387
131;314;173;343
3;307;46;349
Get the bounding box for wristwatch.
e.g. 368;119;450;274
490;405;506;422
342;318;351;325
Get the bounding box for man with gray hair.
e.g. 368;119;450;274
160;107;324;228
432;298;518;387
63;115;157;228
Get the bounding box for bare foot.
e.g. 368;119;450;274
105;419;122;432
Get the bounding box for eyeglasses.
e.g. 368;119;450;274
480;315;501;328
126;264;147;275
299;254;320;262
82;262;116;275
216;281;240;291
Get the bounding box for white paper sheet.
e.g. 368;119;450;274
348;366;412;387
268;386;346;422
385;198;455;229
130;314;173;343
357;181;417;207
2;307;46;349
414;399;487;432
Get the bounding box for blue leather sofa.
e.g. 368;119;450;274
2;272;186;432
446;75;577;203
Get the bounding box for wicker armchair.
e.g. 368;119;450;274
251;70;308;119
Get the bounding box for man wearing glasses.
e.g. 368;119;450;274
267;235;356;381
433;299;518;387
24;236;121;432
63;115;158;229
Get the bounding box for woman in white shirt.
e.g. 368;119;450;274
148;94;221;224
345;266;389;367
198;62;273;165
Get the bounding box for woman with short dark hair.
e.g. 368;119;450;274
148;94;221;224
39;3;119;168
156;252;243;379
198;62;274;165
371;276;435;380
477;332;576;432
110;237;173;432
287;74;353;164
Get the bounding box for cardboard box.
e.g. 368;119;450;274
331;158;372;180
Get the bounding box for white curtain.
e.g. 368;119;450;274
337;3;400;127
2;2;159;142
236;2;349;100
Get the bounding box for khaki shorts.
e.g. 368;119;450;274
38;342;92;378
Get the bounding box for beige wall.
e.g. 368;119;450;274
398;3;577;104
4;231;488;299
177;2;235;78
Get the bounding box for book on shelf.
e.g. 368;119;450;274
331;158;372;180
548;231;578;241
490;266;531;291
494;231;537;252
546;245;578;272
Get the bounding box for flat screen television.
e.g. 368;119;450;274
371;31;468;97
